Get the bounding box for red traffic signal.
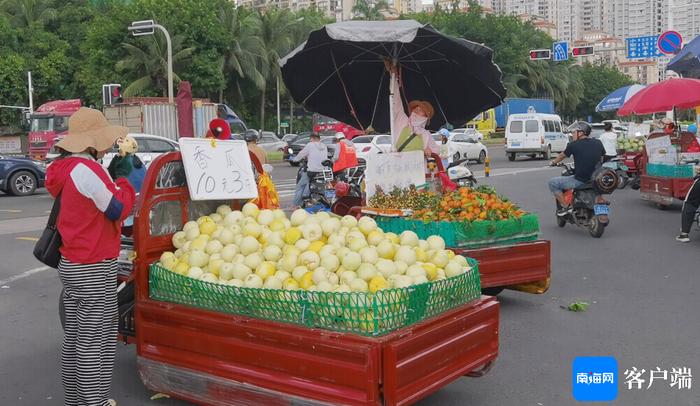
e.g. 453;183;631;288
572;46;594;57
529;49;551;60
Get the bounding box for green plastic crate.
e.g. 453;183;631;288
375;214;540;248
149;259;481;336
646;163;695;178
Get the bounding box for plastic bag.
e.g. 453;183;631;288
251;173;279;209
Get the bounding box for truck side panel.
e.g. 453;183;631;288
143;104;179;140
382;297;499;406
495;98;555;128
456;240;551;288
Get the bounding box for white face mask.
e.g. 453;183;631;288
409;113;428;129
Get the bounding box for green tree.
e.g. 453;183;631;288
217;4;264;102
255;8;297;130
352;0;388;21
0;0;56;28
116;34;195;97
571;63;633;121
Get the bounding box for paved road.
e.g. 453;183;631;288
1;150;698;405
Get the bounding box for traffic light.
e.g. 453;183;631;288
529;49;551;60
102;84;122;105
572;46;594;57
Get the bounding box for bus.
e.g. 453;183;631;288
312;114;363;140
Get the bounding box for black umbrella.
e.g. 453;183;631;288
280;20;506;133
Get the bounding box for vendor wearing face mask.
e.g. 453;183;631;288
385;62;440;157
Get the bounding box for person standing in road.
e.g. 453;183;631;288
548;122;606;216
45;108;136;406
676;176;700;242
438;129;450;169
331;132;358;173
599;122;618;162
292;133;328;208
244;129;267;165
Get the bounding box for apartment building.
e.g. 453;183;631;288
668;0;700;40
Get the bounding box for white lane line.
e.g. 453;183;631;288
0;266;51;287
475;166;553;179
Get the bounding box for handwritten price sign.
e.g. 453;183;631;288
180;138;258;201
364;151;425;199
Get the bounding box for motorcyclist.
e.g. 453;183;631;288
292;133;328;209
331;132;358;173
548;121;606;216
244;129;267;165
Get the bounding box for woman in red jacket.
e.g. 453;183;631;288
46;108;136;406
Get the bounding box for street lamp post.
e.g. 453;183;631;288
128;20;174;103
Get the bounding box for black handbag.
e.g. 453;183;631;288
33;195;62;268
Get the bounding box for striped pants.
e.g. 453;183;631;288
58;257;118;406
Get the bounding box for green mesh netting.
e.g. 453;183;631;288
149;259;481;337
375;214;540;248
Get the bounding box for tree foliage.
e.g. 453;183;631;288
0;0;636;130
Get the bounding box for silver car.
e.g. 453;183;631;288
258;131;288;153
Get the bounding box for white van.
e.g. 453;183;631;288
505;113;568;161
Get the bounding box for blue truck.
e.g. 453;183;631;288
495;98;555;129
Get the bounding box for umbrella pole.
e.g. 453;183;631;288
389;68;396;142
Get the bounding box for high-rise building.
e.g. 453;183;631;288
608;0;669;39
668;0;700;40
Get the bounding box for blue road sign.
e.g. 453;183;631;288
626;36;663;59
657;31;683;55
553;41;569;62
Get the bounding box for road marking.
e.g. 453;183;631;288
16;236;39;242
0;209;22;213
475;166;553;179
0;265;51;287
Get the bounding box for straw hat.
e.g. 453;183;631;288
55;108;127;153
408;100;434;119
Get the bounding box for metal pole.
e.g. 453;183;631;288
27;71;34;113
389;68;396;149
290;99;293;134
276;76;281;135
154;24;173;103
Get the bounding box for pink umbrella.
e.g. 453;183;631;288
618;78;700;116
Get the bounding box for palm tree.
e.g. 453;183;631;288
115;34;195;97
218;5;265;102
352;0;389;21
255;8;297;130
0;0;56;28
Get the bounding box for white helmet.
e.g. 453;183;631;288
334;132;346;140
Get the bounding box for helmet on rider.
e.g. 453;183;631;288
243;129;259;142
688;123;698;134
571;121;592;137
334;132;346;142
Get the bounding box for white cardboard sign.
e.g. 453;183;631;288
179;138;258;201
364;151;425;199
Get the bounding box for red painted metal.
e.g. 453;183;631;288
455;240;551;288
131;152;499;405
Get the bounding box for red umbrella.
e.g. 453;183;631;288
618;78;700;116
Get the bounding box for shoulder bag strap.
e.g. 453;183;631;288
397;133;419;152
48;194;61;227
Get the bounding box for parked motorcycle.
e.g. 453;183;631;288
447;159;478;188
554;162;618;238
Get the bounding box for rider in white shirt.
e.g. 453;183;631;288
599;122;618;162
